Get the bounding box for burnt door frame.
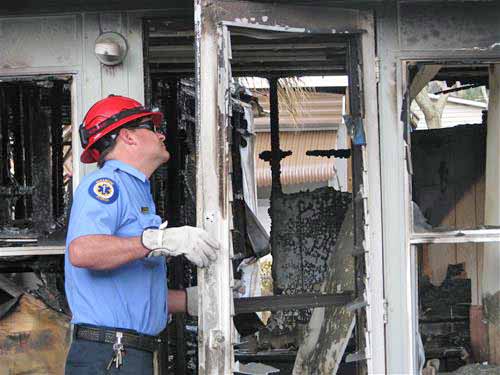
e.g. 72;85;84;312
194;1;384;373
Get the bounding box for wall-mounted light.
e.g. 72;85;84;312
94;31;129;66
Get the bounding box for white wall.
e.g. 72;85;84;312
0;12;145;182
413;96;486;129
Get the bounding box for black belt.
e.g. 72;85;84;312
74;324;163;353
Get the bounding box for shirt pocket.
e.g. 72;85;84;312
138;213;162;230
138;213;164;268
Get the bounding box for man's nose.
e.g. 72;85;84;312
157;132;166;141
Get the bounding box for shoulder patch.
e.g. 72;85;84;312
88;178;119;204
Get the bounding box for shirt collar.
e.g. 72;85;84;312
103;160;148;183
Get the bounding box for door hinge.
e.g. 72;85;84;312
375;57;380;83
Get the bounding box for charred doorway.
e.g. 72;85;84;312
144;12;373;373
226;32;364;375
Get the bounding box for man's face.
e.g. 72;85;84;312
134;117;170;165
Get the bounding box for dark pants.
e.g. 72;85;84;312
65;338;154;375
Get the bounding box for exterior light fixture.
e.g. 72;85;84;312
94;31;129;66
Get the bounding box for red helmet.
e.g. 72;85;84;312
79;95;163;163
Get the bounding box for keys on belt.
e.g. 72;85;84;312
107;331;125;370
73;323;164;370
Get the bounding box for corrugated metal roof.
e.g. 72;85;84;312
255;130;337;187
253;91;344;131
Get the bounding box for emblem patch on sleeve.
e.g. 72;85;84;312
88;178;119;204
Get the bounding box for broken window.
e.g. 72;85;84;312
407;62;500;373
0;77;73;251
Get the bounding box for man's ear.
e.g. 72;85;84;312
117;128;137;145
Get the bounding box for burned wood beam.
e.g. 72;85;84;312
150;66;347;76
150;42;346;52
50;80;64;219
268;76;284;303
11;84;26;219
150;50;344;63
433;83;481;95
29;87;52;233
269;77;282;195
0;87;11;225
0;88;8;185
347;35;369;375
234;293;353;314
306;148;351;159
232;61;346;71
258;150;292;162
231;42;346;51
166;80;181;226
164;79;186;375
22;85;33;218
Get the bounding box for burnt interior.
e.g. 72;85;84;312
0;78;72;247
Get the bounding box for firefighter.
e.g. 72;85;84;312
64;95;218;374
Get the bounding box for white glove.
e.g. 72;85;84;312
185;280;245;316
142;222;219;268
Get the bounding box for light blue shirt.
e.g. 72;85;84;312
64;159;167;335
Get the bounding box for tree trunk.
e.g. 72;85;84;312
415;89;450;129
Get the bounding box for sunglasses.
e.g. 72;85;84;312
130;120;165;134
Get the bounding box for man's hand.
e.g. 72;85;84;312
142;224;219;268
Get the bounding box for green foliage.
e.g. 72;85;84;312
457;86;487;103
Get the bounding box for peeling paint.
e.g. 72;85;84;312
195;2;234;373
456;42;500;52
